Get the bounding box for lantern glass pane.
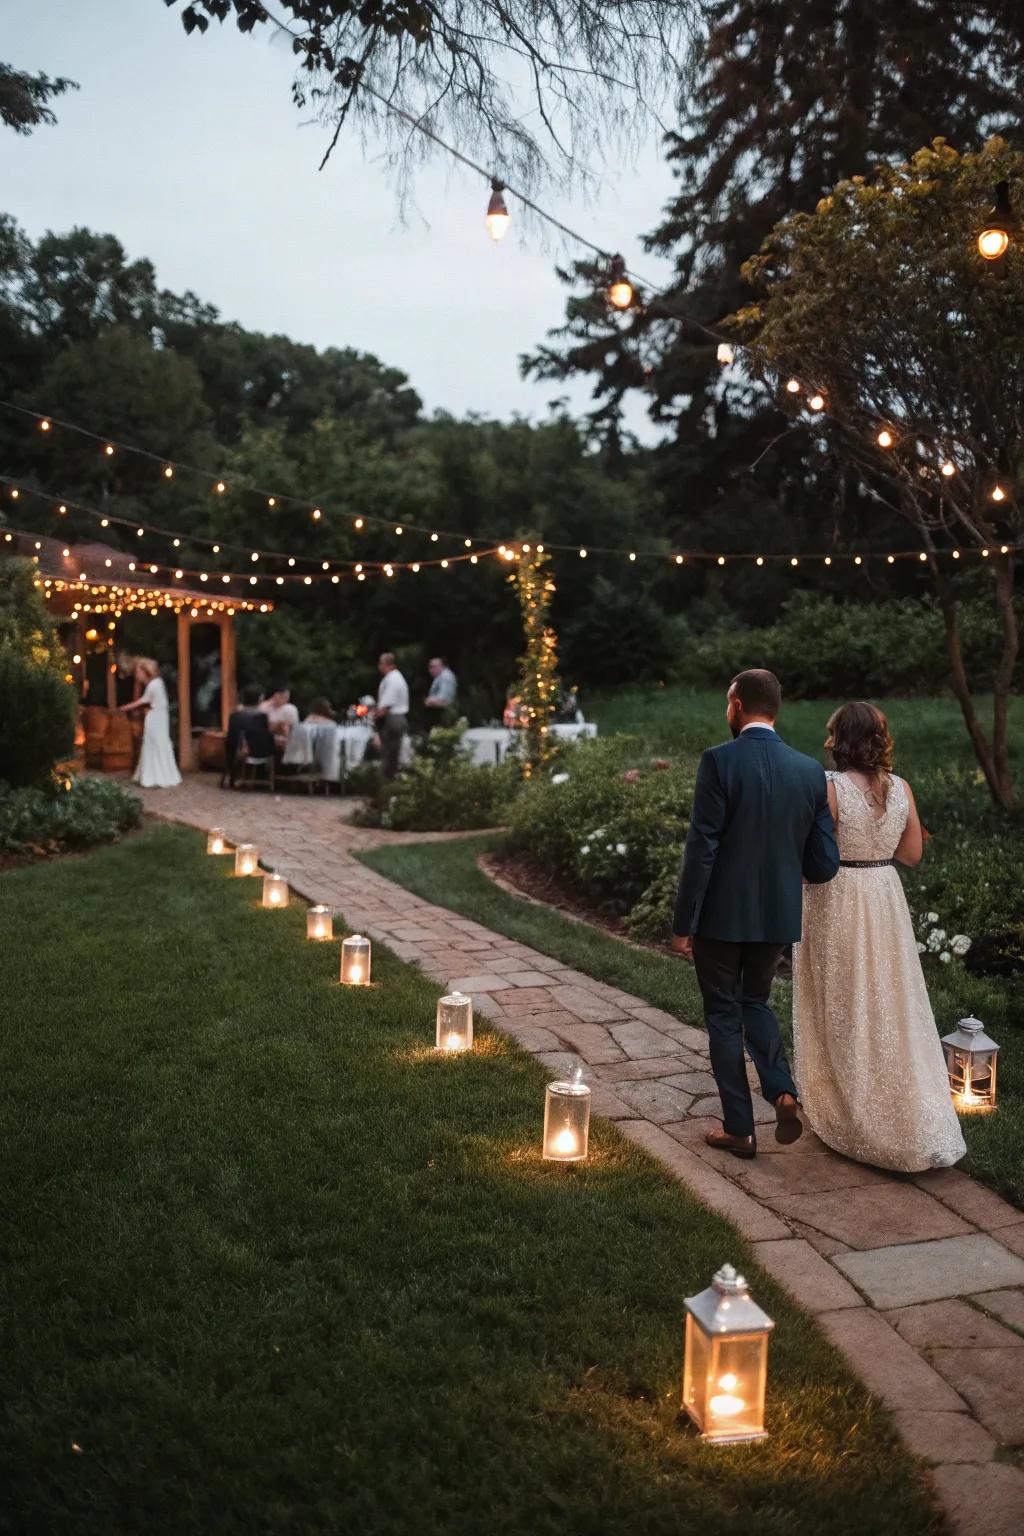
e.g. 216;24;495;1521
946;1044;998;1110
682;1313;709;1429
307;906;333;941
262;873;289;909
542;1081;591;1161
341;935;371;986
703;1335;769;1442
436;993;473;1052
234;844;259;876
207;828;226;855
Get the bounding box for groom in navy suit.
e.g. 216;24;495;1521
672;670;839;1158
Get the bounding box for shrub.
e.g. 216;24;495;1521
0;775;142;860
677;591;1014;698
0;559;76;786
506;739;695;919
354;728;520;831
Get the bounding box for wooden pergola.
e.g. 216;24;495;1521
12;530;273;770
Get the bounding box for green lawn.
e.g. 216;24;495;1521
587;685;1022;781
0;825;944;1536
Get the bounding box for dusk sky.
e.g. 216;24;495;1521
4;1;677;438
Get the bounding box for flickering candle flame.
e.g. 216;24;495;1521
553;1127;579;1155
351;964;362;984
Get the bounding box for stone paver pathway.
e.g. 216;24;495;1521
137;780;1024;1535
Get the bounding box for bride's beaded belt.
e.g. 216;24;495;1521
839;859;895;868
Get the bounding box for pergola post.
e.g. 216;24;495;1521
176;609;194;772
219;614;237;731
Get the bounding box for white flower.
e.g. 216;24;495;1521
551;772;570;785
590;827;606;839
940;951;952;964
605;843;613;852
951;934;972;956
926;929;947;952
615;842;627;855
579;844;590;856
916;942;926;954
924;911;939;924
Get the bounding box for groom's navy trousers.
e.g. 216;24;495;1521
674;727;840;1138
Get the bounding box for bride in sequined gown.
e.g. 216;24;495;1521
792;704;965;1173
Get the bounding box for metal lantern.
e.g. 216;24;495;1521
340;934;371;986
234;843;259;877
262;871;289;909
436;991;473;1052
942;1017;1000;1113
542;1065;591;1162
682;1263;774;1444
207;827;227;855
307;905;333;941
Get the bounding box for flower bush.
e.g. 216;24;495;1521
506;738;696;927
0;774;142;860
353;726;520;832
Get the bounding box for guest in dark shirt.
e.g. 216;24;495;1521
223;683;274;788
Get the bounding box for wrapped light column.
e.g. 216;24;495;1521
307;905;333;941
262;871;289;909
942;1017;1000;1112
682;1264;774;1444
340;934;371;986
234;843;259;877
207;827;227;855
542;1065;591;1162
436;991;473;1052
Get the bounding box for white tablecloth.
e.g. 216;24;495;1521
462;722;597;767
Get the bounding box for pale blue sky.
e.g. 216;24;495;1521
2;1;677;437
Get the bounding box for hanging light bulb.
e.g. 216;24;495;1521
716;342;735;365
941;459;956;477
785;378;801;394
606;255;634;310
808;393;825;412
978;180;1016;261
877;428;894;449
991;483;1007;502
39;417;52;432
485;179;510;242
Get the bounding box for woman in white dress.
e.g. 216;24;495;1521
793;702;964;1172
122;659;182;789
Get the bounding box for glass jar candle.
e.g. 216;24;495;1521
234;843;259;877
262;871;289;909
542;1067;591;1162
307;905;333;941
340;934;371;986
207;827;227;855
436;991;473;1052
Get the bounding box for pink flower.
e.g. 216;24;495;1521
623;769;640;784
652;758;670;771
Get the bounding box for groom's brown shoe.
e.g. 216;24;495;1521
705;1127;757;1160
774;1093;804;1145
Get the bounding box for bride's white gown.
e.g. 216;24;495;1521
132;677;182;789
793;771;965;1172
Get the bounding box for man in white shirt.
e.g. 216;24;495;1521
258;684;299;748
374;652;410;779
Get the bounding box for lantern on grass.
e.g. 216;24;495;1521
340;934;371;986
207;827;227;855
682;1264;774;1444
234;843;259;877
942;1017;999;1112
262;871;289;909
542;1065;591;1162
307;905;333;941
436;991;473;1052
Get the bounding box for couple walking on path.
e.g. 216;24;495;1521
672;669;965;1173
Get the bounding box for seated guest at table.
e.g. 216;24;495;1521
374;651;409;779
304;696;336;725
224;684;272;788
424;657;458;731
259;684;299;748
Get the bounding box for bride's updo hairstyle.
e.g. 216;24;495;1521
826;701;894;777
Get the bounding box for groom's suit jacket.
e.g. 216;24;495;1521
673;726;839;944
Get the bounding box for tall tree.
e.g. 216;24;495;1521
163;0;694;184
0;64;76;134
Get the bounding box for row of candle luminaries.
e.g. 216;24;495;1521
205;826;1000;1445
